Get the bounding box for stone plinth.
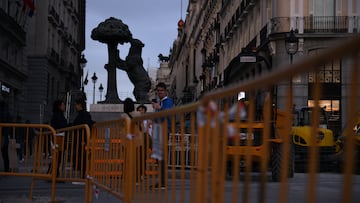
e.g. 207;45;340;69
90;103;153;122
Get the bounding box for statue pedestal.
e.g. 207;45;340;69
90;103;153;122
90;104;122;122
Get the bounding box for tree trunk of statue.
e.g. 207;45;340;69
104;42;121;103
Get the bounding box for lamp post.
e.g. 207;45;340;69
98;83;104;101
285;29;299;106
91;72;98;104
79;54;87;91
285;29;299;64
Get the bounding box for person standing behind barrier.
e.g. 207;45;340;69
15;116;26;163
25;120;35;157
121;98;145;183
49;100;68;177
0;100;12;172
137;104;152;183
50;100;68;130
150;82;174;189
121;97;139;119
72;98;94;178
137;104;152;149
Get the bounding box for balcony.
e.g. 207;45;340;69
304;16;348;33
269;16;358;35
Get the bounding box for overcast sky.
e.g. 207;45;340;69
83;0;188;103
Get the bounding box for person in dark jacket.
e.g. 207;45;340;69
0;100;12;172
72;98;94;178
51;100;68;130
73;98;94;128
48;100;68;177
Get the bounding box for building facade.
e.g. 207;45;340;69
168;0;360;134
0;0;28;120
0;0;86;123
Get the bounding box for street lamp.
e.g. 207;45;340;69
285;29;299;64
91;72;98;104
285;29;299;100
79;54;87;91
98;83;104;101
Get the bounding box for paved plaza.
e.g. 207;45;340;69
1;172;360;203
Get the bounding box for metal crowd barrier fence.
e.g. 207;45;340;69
86;118;133;202
129;103;201;203
86;103;201;202
0;123;91;202
0;123;57;201
51;124;91;183
51;124;92;202
190;36;360;203
85;36;360;203
168;133;198;169
3;36;358;203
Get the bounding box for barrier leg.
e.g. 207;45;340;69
50;147;58;202
29;134;40;200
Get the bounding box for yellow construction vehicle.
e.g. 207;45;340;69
291;107;338;172
336;112;360;173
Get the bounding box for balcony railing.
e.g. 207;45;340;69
304;16;348;33
269;16;358;34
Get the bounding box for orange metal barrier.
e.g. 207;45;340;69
0;123;91;202
3;37;358;202
51;124;92;202
51;124;91;182
0;123;57;201
86;36;360;203
85;118;132;202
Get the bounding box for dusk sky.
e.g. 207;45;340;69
83;0;188;103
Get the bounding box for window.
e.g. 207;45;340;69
308;100;340;122
308;49;340;83
314;0;335;16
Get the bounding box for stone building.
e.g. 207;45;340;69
154;60;172;100
0;0;86;123
0;0;28;120
168;0;360;133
